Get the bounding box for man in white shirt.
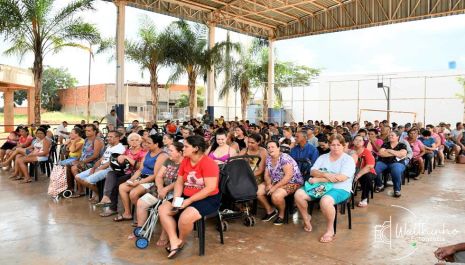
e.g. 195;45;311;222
56;121;69;144
75;131;126;200
450;122;464;141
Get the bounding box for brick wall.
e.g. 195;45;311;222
58;83;189;120
13;107;28;115
13;107;46;115
58;84;106;107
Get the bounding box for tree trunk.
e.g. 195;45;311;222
240;81;248;121
262;85;268;122
187;68;197;119
33;53;43;125
150;68;159;122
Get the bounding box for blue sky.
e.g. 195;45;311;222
1;0;465;86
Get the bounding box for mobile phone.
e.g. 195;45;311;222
172;197;184;208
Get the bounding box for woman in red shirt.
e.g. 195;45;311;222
159;135;220;259
352;135;376;207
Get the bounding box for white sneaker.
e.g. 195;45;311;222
386;180;393;186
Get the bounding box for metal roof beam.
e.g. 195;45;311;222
231;0;301;21
208;0;289;25
274;0;316;17
127;0;274;38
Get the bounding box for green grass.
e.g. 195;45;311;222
0;112;99;135
0;111;98;125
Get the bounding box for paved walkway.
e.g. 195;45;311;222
0;161;464;265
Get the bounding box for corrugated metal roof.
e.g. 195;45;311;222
119;0;465;40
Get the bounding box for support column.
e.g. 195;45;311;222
207;23;215;121
4;90;14;132
27;87;35;125
115;1;125;125
266;37;275;122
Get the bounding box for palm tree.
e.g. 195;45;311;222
0;0;100;124
250;44;320;121
165;20;232;119
98;17;171;122
124;18;170;122
217;34;254;120
165;20;208;119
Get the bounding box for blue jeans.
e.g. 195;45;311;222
375;161;405;192
76;168;111;184
59;157;78;166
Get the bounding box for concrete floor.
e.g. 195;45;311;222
0;162;464;265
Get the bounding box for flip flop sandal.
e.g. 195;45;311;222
99;209;118;217
113;215;132;222
14;177;24;181
167;243;185;259
303;225;312;232
20;179;32;184
319;235;335;243
95;201;112;208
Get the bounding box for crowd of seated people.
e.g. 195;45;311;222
1;115;464;260
1;125;53;183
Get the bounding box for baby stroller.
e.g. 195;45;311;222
219;155;260;228
133;199;164;249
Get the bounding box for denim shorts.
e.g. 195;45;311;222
77;168;111;184
322;189;350;204
445;141;456;149
59;157;77;166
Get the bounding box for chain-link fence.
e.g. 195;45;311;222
128;105;190;122
281;72;465;125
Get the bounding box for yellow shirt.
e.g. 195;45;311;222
69;139;85;158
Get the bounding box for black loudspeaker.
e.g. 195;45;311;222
377;82;384;88
115;104;125;127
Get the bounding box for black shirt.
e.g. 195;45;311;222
316;133;325;141
380;142;407;164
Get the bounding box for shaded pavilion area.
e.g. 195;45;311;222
103;0;465;120
0;64;35;132
0;161;463;264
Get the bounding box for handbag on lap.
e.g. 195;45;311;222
304;181;333;199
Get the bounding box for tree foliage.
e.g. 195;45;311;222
175;86;204;108
165;20;237;118
219;38;320;120
42;67;77;110
0;0;100;123
457;77;465;123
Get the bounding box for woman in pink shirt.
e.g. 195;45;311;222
368;129;384;158
405;129;426;175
